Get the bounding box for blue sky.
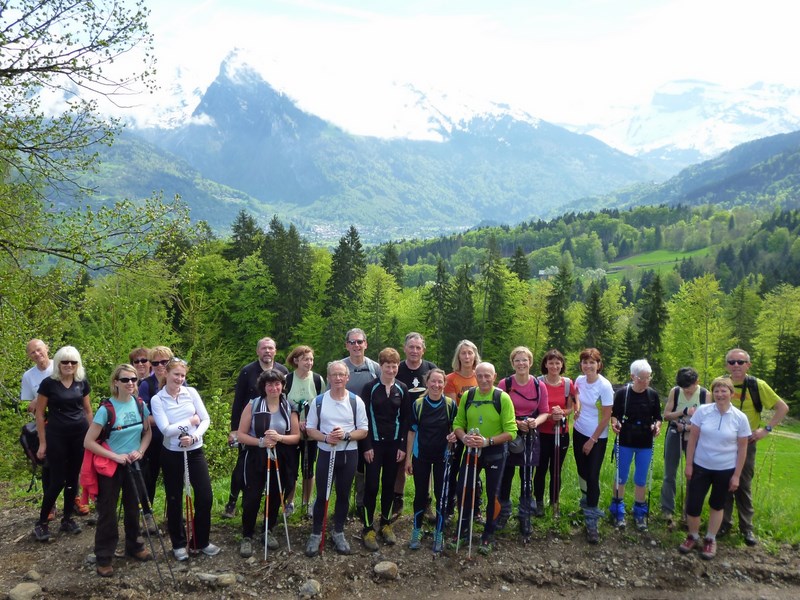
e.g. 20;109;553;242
138;0;798;129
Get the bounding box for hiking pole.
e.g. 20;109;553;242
435;443;453;553
319;446;336;556
553;418;562;519
467;429;481;559
646;423;657;523
270;446;292;552
264;446;272;560
677;429;685;522
181;441;196;554
129;462;175;585
455;443;472;553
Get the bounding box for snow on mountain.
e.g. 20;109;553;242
576;80;800;167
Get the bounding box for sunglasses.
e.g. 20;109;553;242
151;359;170;366
60;360;78;366
132;358;149;364
347;339;366;345
727;359;747;366
170;357;188;365
117;377;137;383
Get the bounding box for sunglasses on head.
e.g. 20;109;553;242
132;358;149;364
727;359;747;366
117;377;137;383
60;360;78;366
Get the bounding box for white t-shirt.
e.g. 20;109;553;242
306;390;368;452
690;402;751;471
21;361;53;401
574;374;614;439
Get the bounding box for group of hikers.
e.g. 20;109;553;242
18;330;788;577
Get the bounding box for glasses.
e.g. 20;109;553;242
132;358;149;364
347;339;366;345
635;374;652;381
117;377;137;383
151;359;170;366
170;357;187;365
727;359;747;366
60;360;78;366
329;372;348;379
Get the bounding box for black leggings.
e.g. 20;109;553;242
572;430;608;508
312;448;358;535
411;456;446;529
534;431;570;505
39;427;86;524
161;447;213;550
363;441;400;528
456;448;506;540
241;446;292;538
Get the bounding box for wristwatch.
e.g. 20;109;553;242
258;437;265;448
765;425;773;433
344;431;351;442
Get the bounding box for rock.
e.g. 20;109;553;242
23;570;41;581
8;582;42;600
216;573;237;587
196;572;219;584
299;579;321;597
549;560;560;569
374;561;399;580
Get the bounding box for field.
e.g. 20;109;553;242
607;248;712;279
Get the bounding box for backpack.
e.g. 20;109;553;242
314;391;358;432
250;394;293;435
537;375;571;399
284;372;324;396
98;397;146;443
20;421;43;467
413;395;456;426
739;375;762;413
463;387;504;415
503;376;541;410
669;386;707;411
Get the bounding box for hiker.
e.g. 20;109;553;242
360;348;410;550
151;357;220;560
660;367;708;525
394;332;438;519
496;346;550;537
719;348;789;546
535;348;577;516
84;364;153;576
405;368;456;551
572;347;614;544
283;345;325;516
452;362;517;554
137;345;173;510
129;347;150;382
32;346;93;542
340;328;379;518
679;376;750;560
444;339;481;519
235;369;300;558
225;337;288;519
609;359;662;531
304;360;368;556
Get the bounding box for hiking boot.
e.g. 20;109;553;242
143;513;159;534
127;547;152;561
363;530;379;551
33;522;50;542
448;535;469;551
432;531;445;554
285;502;295;517
478;538;493;555
201;543;221;556
586;525;600;544
678;534;699;554
60;518;82;535
662;512;675;529
173;547;189;561
380;524;397;545
634;515;648;531
700;537;717;560
96;564;114;577
409;527;422;550
743;530;757;547
717;522;731;538
305;533;321;557
75;497;90;516
615;515;627;529
264;531;279;550
222;501;236;519
533;502;545;518
240;537;253;558
332;531;351;555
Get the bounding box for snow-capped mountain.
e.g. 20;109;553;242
577;80;800;172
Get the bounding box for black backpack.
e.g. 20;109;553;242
19;421;43;492
739;375;762;413
97;397;146;443
463;387;504;414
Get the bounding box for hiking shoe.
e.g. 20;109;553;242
717;523;731;538
143;513;159;534
380;524;397;545
60;518;82;535
332;531;351;555
473;508;485;525
222;501;236;519
409;528;421;550
634;516;648;531
662;512;675;529
678;534;699;554
432;531;444;553
173;547;189;561
586;526;600;545
743;530;757;546
96;564;114;577
495;512;510;530
478;539;493;555
75;498;90;516
533;502;545;518
615;516;627;529
285;502;295;517
363;530;379;551
127;547;152;561
33;522;50;542
700;537;717;560
240;537;253;558
305;533;322;557
265;531;279;550
201;543;221;556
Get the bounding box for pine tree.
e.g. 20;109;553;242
442;264;475;362
509;245;530;281
423;258;451;365
224;209;264;262
545;256;574;352
380;241;404;288
582;281;613;364
636;274;669;388
323;226;367;319
478;237;512;365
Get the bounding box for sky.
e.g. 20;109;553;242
132;0;798;132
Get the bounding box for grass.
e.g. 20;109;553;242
607;247;711;280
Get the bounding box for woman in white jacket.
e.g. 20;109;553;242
151;357;219;561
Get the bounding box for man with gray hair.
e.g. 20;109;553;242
720;348;788;545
